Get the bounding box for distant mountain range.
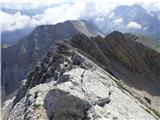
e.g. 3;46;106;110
1;4;160;47
108;5;160;40
89;4;160;41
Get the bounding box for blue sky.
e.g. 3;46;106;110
1;0;160;32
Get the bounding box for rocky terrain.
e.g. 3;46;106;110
7;38;160;120
2;21;160;120
1;20;103;102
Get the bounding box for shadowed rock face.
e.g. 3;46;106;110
1;20;103;101
70;31;160;112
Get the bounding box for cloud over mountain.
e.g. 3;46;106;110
0;11;31;32
1;1;85;32
127;21;142;29
1;0;160;32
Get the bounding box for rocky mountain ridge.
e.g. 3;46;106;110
7;38;160;120
2;21;160;120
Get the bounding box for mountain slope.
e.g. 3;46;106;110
136;35;160;52
70;32;160;113
1;28;33;48
1;20;103;102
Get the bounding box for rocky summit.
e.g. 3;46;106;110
5;31;160;120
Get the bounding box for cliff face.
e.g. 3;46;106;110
8;40;159;120
1;20;103;101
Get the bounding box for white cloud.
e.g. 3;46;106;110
0;11;31;32
0;1;86;32
96;17;104;22
109;12;114;18
114;18;123;24
2;0;160;11
30;1;85;26
1;0;160;32
127;21;142;29
0;0;67;10
143;26;148;30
